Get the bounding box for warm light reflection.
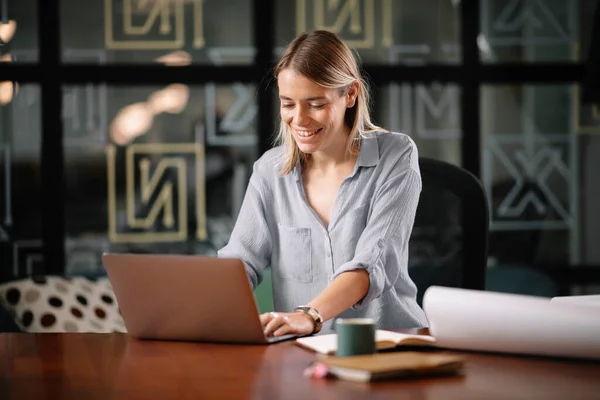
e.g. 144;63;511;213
0;20;17;44
110;103;154;145
0;81;17;105
147;84;189;114
155;50;192;66
110;50;192;145
0;51;16;105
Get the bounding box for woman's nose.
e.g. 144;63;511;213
294;107;309;126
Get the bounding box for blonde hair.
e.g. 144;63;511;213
274;30;383;175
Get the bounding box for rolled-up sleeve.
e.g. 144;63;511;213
332;167;421;310
217;166;272;290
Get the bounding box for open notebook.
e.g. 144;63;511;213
295;330;437;355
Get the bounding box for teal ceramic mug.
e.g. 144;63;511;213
335;318;376;357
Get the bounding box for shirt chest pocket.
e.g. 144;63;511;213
275;224;313;283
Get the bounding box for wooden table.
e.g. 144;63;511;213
1;331;599;399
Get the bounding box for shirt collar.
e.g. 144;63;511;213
292;133;381;181
293;159;303;182
355;134;380;168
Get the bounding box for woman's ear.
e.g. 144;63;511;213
346;81;360;108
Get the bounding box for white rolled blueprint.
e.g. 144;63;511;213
423;286;600;360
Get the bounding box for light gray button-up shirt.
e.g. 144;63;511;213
218;131;429;333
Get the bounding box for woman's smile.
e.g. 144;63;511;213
294;127;323;140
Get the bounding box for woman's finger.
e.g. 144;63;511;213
259;312;275;327
264;314;285;336
273;320;292;337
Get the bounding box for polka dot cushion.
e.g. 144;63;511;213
0;275;126;333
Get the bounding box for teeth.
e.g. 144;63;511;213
297;129;320;137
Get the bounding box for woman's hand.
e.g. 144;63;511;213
260;311;315;337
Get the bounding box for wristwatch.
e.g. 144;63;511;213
294;306;323;334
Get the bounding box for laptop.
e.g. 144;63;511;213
102;253;296;344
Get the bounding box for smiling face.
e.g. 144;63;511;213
278;68;357;156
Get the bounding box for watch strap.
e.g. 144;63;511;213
294;306;323;334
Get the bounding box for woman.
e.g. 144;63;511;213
218;30;428;337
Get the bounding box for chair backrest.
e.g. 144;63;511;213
408;157;489;306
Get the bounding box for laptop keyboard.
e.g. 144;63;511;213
266;333;297;343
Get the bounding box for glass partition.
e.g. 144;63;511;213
276;0;461;64
0;84;43;280
60;0;254;64
62;83;258;276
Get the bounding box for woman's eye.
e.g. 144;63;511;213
311;104;325;109
281;104;294;109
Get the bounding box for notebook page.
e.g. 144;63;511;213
375;330;436;344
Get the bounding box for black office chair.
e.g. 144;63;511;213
408;157;489;306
